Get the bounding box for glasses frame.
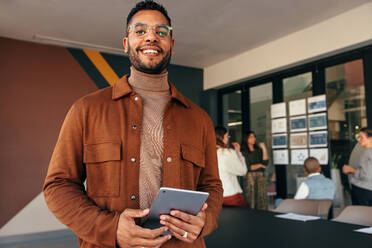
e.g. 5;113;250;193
127;23;173;38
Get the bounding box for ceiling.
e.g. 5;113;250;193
1;0;371;68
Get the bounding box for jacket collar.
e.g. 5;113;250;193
112;74;190;108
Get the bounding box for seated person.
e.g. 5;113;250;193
295;157;335;200
275;157;335;207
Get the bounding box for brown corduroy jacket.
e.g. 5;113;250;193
43;75;223;248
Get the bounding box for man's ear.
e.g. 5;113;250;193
171;39;175;55
123;37;128;53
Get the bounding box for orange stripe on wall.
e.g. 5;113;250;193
83;49;119;85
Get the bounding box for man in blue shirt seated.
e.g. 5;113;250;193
275;157;335;208
294;157;335;200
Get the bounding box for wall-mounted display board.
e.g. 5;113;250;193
290;116;307;132
271;102;286;119
289;99;306;116
272;118;287;134
309;148;329;165
309;131;328;148
308;113;327;131
273;149;289;165
290;132;308;148
272;133;287;149
307;95;326;113
291;149;309;165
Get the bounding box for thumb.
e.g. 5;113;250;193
123;208;150;218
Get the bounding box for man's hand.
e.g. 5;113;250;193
159;203;208;243
342;165;356;174
116;208;171;248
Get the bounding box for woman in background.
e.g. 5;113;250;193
241;131;269;210
215;126;249;207
343;127;372;206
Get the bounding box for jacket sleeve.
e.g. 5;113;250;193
197;117;223;238
218;149;247;176
43;101;120;247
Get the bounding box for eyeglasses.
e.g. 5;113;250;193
128;23;173;38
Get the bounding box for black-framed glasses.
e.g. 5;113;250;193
128;23;172;38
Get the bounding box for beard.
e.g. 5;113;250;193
127;42;172;74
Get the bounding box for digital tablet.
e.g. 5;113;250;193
142;187;209;233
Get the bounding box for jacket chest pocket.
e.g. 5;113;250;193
84;142;121;197
180;144;205;188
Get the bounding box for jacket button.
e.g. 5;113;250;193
130;158;136;162
132;125;137;130
131;195;136;200
166;157;172;163
134;96;139;101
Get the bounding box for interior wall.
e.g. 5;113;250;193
204;2;372;90
0;37;203;237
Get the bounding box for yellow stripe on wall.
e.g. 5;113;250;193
83;49;119;86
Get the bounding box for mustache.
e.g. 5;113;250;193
136;44;163;53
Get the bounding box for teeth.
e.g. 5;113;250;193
143;49;158;54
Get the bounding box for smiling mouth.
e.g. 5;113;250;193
142;49;159;55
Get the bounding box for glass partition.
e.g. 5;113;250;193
222;90;242;144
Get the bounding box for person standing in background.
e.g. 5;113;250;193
215;126;249;207
241;131;269;210
343;127;372;206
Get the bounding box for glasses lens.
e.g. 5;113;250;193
155;25;170;37
133;24;147;36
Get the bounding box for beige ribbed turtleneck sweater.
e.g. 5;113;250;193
128;66;170;209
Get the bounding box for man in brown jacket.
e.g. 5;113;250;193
43;1;223;247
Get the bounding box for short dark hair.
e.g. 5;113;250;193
126;0;172;27
304;157;320;174
359;127;372;137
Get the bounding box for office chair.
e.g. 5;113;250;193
332;205;372;226
273;199;333;219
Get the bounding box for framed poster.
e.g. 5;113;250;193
272;134;287;149
271;102;286;119
273;149;289;165
272;118;287;134
291;149;309;165
308;95;326;113
290;116;307;132
289;99;306;116
309;148;329;164
290;132;308;148
309;131;328;148
308;113;327;131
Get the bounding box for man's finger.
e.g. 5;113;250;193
132;233;171;247
135;224;169;239
123;208;150;218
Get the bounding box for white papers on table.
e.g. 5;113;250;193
289;99;306;116
273;149;289;165
275;213;321;222
354;227;372;234
271;102;286;119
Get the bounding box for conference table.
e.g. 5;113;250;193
204;207;372;248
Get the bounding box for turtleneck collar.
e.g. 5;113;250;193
128;66;170;92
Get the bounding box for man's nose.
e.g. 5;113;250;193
145;29;158;43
